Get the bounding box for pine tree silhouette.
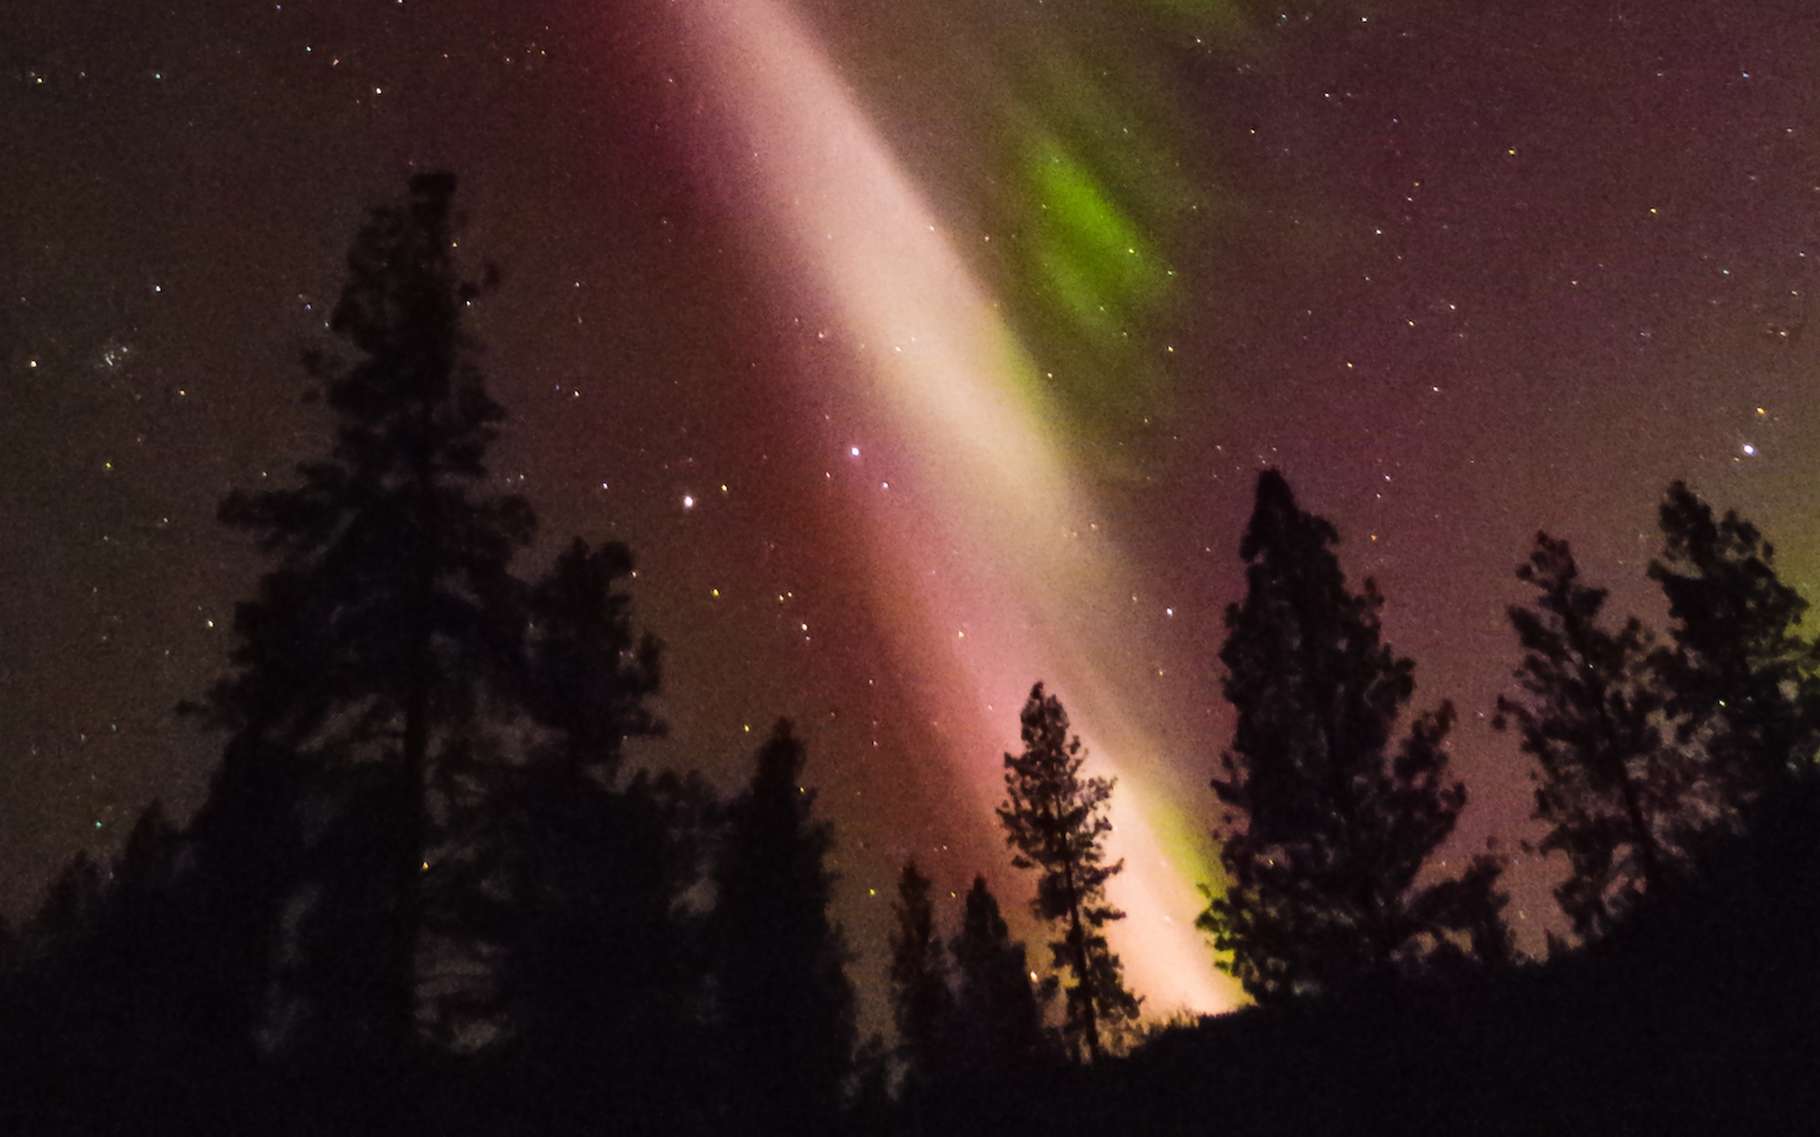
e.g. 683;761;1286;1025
518;538;664;775
948;875;1052;1074
888;858;954;1093
1495;532;1691;941
190;171;535;1057
460;537;699;1133
710;721;856;1135
19;852;105;962
0;803;238;1134
179;693;315;1058
478;767;711;1134
1649;481;1820;806
1205;470;1503;1003
997;683;1140;1061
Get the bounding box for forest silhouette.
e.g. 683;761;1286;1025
3;174;1816;1136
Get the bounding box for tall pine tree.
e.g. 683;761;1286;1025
948;875;1051;1074
888;859;954;1093
1205;470;1502;1003
444;534;706;1127
1495;532;1691;941
463;540;703;1134
191;171;535;1055
997;683;1139;1061
711;721;856;1135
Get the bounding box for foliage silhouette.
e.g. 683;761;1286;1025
1495;532;1694;940
189;171;535;1056
478;766;713;1136
458;536;692;1109
1204;470;1504;1003
1649;481;1820;805
711;721;857;1135
888;858;955;1093
948;874;1054;1074
998;682;1140;1061
0;803;245;1134
518;537;665;776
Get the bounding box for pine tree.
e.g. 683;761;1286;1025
997;683;1140;1061
469;537;696;1131
888;859;954;1092
478;767;710;1133
190;171;535;1055
19;852;105;961
711;721;856;1135
1495;532;1691;940
1649;481;1820;805
87;803;196;1045
1204;470;1501;1004
178;706;314;1058
948;875;1051;1074
0;804;234;1131
518;538;664;776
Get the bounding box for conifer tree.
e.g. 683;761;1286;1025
190;171;535;1054
84;803;200;1046
1495;532;1690;940
0;803;232;1132
518;538;664;776
178;710;314;1056
1205;470;1501;1003
20;852;105;961
997;684;1139;1061
470;537;694;1131
949;875;1051;1073
479;768;710;1133
711;721;856;1135
435;539;705;1131
888;859;954;1091
1649;481;1820;804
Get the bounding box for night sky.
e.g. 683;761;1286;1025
5;0;1818;1020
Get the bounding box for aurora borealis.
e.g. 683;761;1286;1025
5;0;1819;1025
667;0;1237;1012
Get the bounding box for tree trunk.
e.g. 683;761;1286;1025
1061;859;1100;1062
